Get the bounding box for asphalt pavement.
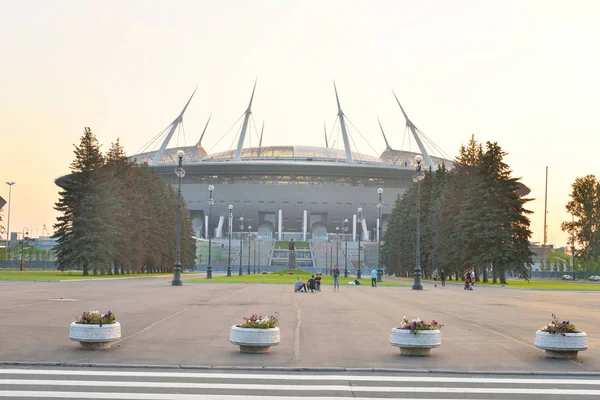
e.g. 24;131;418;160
1;275;599;373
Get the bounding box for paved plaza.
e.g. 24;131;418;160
1;276;599;373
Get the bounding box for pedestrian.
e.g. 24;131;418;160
441;269;446;288
333;265;340;291
370;267;377;287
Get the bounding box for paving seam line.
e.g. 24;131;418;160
1;361;599;376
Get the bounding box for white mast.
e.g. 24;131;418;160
196;113;212;146
377;117;392;151
151;87;197;166
392;91;436;171
334;82;354;163
234;80;257;160
324;122;329;148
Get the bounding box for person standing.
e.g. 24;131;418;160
370;267;377;287
333;265;340;291
440;269;446;288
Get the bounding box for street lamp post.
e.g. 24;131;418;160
20;228;29;271
227;205;233;277
172;150;186;286
357;207;363;279
239;217;244;276
329;239;333;275
343;218;349;278
4;182;15;265
253;237;257;274
335;226;339;270
325;238;329;275
412;155;425;290
258;237;261;273
207;185;215;279
247;225;252;275
377;187;384;283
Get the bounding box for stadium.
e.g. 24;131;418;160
131;83;455;272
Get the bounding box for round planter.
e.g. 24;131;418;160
390;328;441;356
229;325;280;353
69;322;121;349
534;330;587;359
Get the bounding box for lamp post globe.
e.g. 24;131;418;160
206;185;215;279
172;150;186;286
412;155;425;290
239;217;244;276
227;205;233;277
357;207;363;279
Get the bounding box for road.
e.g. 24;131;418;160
1;366;600;399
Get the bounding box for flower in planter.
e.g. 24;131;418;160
238;312;279;329
397;316;443;335
540;314;581;336
75;310;116;326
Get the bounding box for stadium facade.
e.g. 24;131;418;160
131;83;454;244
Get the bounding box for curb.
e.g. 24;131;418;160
2;361;599;376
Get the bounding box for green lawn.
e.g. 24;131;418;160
425;278;600;291
0;270;172;281
274;241;310;249
186;270;410;286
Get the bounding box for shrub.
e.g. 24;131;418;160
397;317;443;335
540;314;581;336
75;310;116;325
238;313;279;329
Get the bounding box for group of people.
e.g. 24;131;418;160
464;269;475;290
294;265;380;292
294;274;322;293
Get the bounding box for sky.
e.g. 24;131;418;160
1;0;598;246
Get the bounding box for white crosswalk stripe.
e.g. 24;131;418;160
0;367;599;399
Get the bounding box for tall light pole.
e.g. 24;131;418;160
377;187;384;283
412;155;425;290
239;217;244;276
206;185;215;279
329;238;333;275
343;218;349;277
335;226;339;270
247;225;252;275
258;236;261;273
227;205;233;277
172;150;185;286
571;214;575;279
253;235;257;274
20;228;29;271
4;182;15;265
357;207;363;279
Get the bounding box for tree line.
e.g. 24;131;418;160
561;174;600;263
382;136;534;284
53;127;196;275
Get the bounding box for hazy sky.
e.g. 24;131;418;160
1;0;598;246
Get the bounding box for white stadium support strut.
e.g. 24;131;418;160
361;218;368;241
152;87;197;166
333;82;354;163
392;91;437;171
234;80;257;161
205;215;209;239
216;216;224;238
278;210;283;241
196;113;212;146
377;118;393;151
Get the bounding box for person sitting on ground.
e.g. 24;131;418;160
294;277;307;292
307;275;317;292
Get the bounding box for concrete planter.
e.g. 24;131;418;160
534;330;588;359
229;325;280;353
69;322;121;349
390;328;441;356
